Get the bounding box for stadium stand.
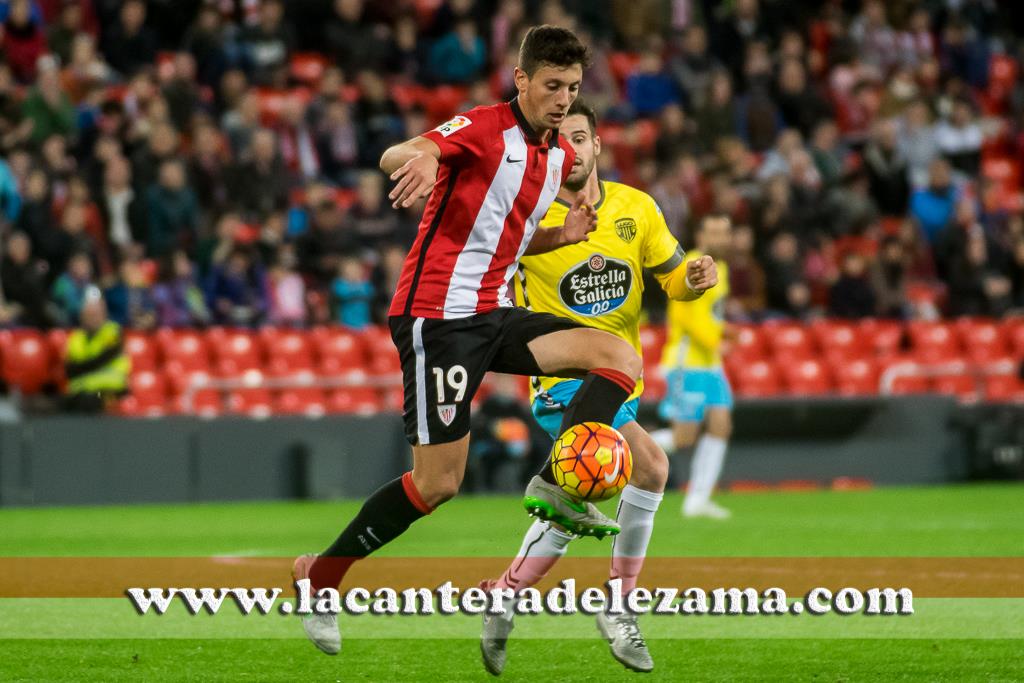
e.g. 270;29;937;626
0;0;1020;416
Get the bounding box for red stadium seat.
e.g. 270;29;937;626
878;357;929;395
639;324;666;369
764;322;815;363
327;387;381;414
810;320;864;362
1004;318;1024;357
907;321;960;361
261;328;314;374
782;358;832;396
729;324;767;361
130;369;168;404
226;388;273;417
156;329;211;371
1;330;52;394
275;388;327;417
732;359;781;398
124;332;159;371
117;394;167;417
364;325;401;376
932;368;979;402
211;329;263;375
858;319;905;358
953;318;1008;363
313;327;369;376
831;357;879;396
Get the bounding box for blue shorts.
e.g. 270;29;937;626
532;379;639;439
658;368;733;423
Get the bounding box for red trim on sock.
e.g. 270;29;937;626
401;471;433;515
591;367;635;394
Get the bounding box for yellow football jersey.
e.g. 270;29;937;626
660;249;730;370
517;180;681;401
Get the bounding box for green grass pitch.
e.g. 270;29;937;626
1;483;1022;681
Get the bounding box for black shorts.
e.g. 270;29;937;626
389;307;583;446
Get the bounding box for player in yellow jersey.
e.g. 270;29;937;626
654;213;736;519
480;100;718;676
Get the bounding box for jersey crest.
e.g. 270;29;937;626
614;217;637;243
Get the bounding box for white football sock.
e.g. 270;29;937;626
610;484;663;597
649;428;676;453
685;434;727;511
495;519;573;619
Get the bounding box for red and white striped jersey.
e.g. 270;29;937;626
389;99;575;319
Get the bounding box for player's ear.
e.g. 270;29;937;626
513;66;529;92
593;135;601;157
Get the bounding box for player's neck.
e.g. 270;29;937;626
557;173;601;207
514;95;552;143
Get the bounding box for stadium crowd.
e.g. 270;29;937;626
1;0;1023;334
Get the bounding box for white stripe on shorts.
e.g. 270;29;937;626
411;317;429;445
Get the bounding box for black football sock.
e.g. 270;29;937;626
539;368;635;484
309;472;431;591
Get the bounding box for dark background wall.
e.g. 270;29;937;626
0;395;990;507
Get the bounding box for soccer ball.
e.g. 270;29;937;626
551;422;632;501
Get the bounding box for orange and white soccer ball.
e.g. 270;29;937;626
550;422;632;501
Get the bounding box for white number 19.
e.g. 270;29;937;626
432;365;468;403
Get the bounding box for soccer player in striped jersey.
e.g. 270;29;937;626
480;99;719;675
294;26;660;658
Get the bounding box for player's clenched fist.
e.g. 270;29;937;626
389;152;439;209
685;254;718;294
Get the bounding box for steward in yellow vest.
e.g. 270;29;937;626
64;292;130;412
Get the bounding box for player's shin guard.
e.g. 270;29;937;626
309;472;432;592
494;519;574;618
539;368;636;484
610;485;663;598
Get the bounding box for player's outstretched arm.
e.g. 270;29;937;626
380;137;442;209
654;255;718;301
523;195;597;255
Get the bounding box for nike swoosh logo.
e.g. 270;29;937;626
603;447;622;485
506;155;523;163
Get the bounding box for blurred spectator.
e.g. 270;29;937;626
101;0;156;78
21;60;76;147
763;231;811;318
104;258;155;330
145;159;198;257
947;228;1013;317
331;256;373;330
654;103;698;165
775;58;832;139
0;231;54;327
3;0;47;83
182;6;229;88
60;33;111;105
0;156;19;223
809;120;845;188
130;121;180;193
228;127;289;220
47;0;87;65
625;49;680;117
350;170;402;249
313;98;359;185
266;245;305;326
239;0;294;87
871;235;909;319
850;0;898;73
725;223;765;319
324;0;388;77
828;251;876;319
63;288;129;412
910;158;958;245
204;247;268;326
162;53;201;132
1009;237;1024;310
188;121;232;216
695;69;738;152
648;158;689;239
386;13;424;80
275;97;318;181
151;249;210;327
935;97;983;176
667;24;716;110
864;118;910;216
99;155;144;256
900;101;939;191
51;250;93;325
297;198;356;286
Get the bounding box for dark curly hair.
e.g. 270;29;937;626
518;25;591;76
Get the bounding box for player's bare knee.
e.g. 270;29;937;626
419;473;461;507
592;336;642;381
633;451;669;492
